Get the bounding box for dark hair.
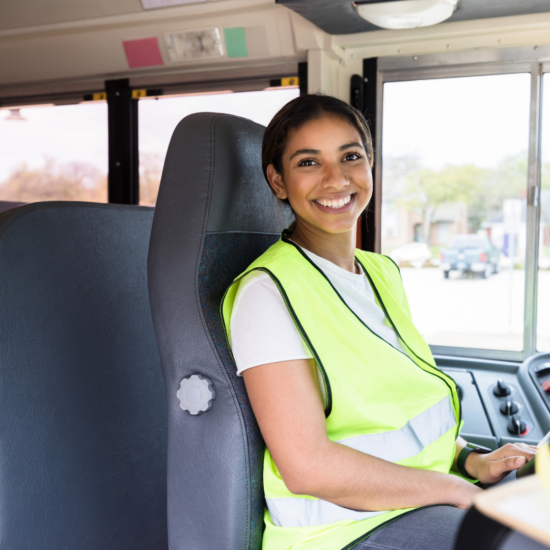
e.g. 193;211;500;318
262;94;373;205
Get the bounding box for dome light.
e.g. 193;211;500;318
355;0;458;30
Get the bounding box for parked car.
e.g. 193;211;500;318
389;242;432;268
440;234;500;279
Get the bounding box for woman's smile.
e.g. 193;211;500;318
313;193;356;213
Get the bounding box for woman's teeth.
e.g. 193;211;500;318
315;195;352;209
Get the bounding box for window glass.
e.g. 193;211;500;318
537;74;550;351
138;88;299;205
382;74;531;351
0;103;108;203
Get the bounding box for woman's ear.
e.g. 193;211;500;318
266;164;288;201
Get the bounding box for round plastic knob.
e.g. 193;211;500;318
499;400;519;416
177;374;215;416
493;379;511;397
507;415;527;436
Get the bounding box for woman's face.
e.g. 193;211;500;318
268;115;373;237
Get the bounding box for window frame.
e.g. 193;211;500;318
375;46;546;363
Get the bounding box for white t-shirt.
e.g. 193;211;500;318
229;244;408;378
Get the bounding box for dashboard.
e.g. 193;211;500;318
435;354;550;449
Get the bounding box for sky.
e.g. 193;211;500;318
1;73;550;182
383;72;534;170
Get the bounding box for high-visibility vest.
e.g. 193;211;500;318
221;232;461;550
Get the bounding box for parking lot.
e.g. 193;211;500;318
400;268;550;352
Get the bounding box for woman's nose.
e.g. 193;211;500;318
322;163;349;189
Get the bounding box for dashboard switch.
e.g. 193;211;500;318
493;379;511;397
507;415;527;436
499;400;519;416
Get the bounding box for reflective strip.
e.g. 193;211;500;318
266;498;387;528
338;396;456;463
266;396;456;528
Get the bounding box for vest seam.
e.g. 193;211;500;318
220;266;333;418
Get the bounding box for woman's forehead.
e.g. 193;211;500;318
285;116;364;152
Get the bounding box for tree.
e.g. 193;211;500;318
0;159;107;202
139;152;163;206
399;164;486;241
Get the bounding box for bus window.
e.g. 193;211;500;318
138;88;299;206
381;73;531;352
0;102;108;203
538;73;550;352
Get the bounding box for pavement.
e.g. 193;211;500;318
399;267;550;353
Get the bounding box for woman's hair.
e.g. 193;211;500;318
262;94;373;205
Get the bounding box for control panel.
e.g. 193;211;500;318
437;354;550;450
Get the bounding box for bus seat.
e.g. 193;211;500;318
148;113;292;550
0;202;168;550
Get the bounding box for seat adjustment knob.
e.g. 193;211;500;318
177;374;215;415
493;379;511;397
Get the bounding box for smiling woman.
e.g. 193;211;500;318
220;94;536;550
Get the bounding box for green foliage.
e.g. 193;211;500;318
388;152;543;238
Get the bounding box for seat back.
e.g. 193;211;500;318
0;202;167;550
148;113;292;550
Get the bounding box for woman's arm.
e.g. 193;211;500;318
244;358;482;511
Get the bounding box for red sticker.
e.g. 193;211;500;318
542;379;550;392
123;38;164;68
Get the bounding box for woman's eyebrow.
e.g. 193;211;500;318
339;141;363;151
289;148;320;161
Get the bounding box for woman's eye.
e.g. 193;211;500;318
343;152;362;161
298;159;317;167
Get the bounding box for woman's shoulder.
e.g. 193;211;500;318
235;239;304;286
356;250;401;275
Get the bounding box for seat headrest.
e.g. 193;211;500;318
154;112;292;237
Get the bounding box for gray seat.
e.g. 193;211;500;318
148;113;292;550
0;202;168;550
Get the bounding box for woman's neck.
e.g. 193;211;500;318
289;221;358;274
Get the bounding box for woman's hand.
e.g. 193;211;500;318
465;443;538;484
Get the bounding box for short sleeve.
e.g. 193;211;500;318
229;271;313;375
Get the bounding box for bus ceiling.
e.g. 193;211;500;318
2;0;550;104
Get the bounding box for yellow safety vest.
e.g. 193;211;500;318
221;231;461;550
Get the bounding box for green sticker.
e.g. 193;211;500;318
223;27;248;58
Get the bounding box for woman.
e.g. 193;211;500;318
221;94;536;550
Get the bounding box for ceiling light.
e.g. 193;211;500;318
355;0;458;30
